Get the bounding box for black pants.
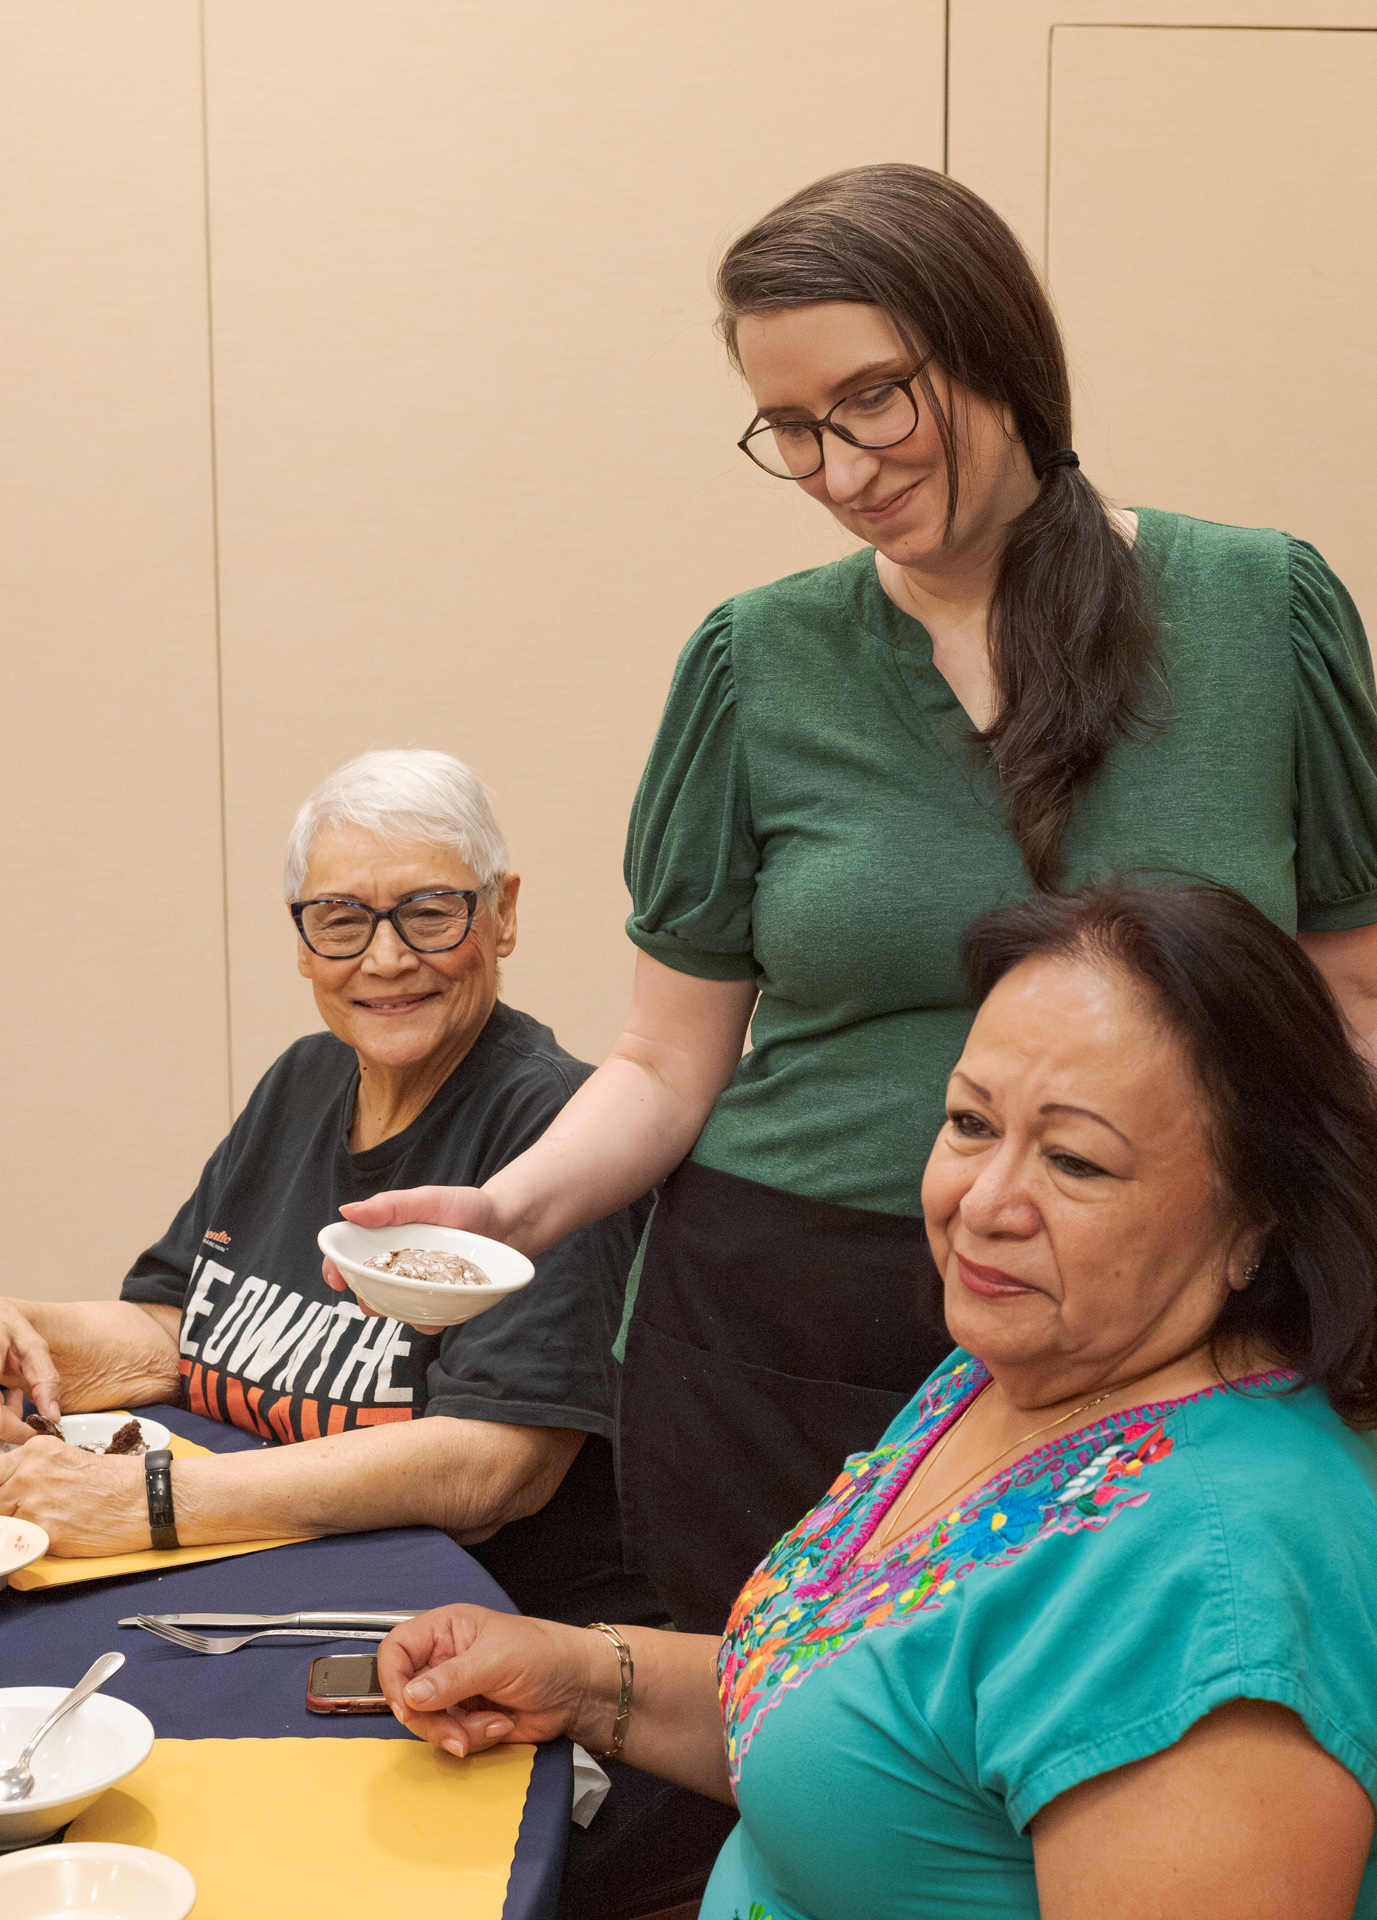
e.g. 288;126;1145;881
617;1160;951;1634
557;1761;740;1920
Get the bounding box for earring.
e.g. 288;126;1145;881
1243;1262;1260;1284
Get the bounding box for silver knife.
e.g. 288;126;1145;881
117;1610;419;1629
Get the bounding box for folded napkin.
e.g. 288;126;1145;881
8;1426;307;1590
570;1744;611;1827
69;1736;535;1919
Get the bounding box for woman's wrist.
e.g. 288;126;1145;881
480;1163;558;1257
569;1621;631;1755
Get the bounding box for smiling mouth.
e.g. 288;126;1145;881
857;480;921;522
350;993;439;1014
956;1253;1041;1300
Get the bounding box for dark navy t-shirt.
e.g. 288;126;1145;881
121;999;657;1622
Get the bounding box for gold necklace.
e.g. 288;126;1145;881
867;1384;1115;1558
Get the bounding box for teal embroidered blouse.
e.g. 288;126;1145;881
705;1351;1377;1920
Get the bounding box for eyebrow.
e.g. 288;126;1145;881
1039;1103;1130;1146
949;1074;1131;1148
757;358;912;419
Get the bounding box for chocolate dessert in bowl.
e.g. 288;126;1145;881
317;1221;533;1328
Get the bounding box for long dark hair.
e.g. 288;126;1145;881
958;877;1377;1428
716;163;1159;890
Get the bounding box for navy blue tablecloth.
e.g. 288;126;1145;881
0;1403;570;1919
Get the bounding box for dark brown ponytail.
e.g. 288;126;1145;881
715;163;1159;889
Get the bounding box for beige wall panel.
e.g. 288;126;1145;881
204;1;946;1100
949;2;1377;257
0;4;225;1300
1046;27;1377;636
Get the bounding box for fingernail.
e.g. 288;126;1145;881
484;1718;512;1741
442;1736;467;1757
404;1678;435;1706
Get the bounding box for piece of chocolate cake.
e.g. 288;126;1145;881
104;1418;145;1455
24;1412;64;1440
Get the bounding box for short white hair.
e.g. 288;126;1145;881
283;749;509;899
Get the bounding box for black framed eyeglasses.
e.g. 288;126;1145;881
737;355;935;479
290;889;480;959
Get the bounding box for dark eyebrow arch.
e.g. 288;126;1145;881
758;359;912;420
950;1069;992;1100
1040;1102;1130;1148
950;1073;1130;1149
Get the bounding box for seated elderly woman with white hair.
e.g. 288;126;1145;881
0;748;656;1625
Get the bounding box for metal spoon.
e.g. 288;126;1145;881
0;1651;125;1802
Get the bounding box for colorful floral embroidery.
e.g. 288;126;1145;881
718;1359;1296;1784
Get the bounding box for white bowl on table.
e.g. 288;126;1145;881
0;1843;195;1918
318;1220;534;1328
58;1415;172;1456
0;1690;154;1851
0;1520;50;1591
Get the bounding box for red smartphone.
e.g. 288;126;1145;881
305;1653;390;1714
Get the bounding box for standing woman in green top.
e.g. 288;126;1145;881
337;163;1377;1636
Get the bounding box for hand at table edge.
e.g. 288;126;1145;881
378;1604;737;1805
377;1605;593;1757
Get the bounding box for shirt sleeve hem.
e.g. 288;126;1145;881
421;1396;612;1439
1004;1665;1377;1833
119;1276;189;1308
1296;892;1377;934
624;922;762;982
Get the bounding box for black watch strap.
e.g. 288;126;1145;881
144;1448;180;1551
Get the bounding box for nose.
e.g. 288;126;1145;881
816;431;883;504
361;918;417;974
958;1142;1041;1242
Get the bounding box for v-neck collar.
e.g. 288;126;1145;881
832;510;1172;755
831;546;994;795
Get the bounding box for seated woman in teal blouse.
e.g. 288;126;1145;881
372;878;1377;1919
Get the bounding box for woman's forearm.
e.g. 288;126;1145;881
1298;925;1377;1066
486;960;758;1255
337;957;755;1261
3;1299;181;1412
169;1416;579;1545
379;1607;733;1802
578;1625;733;1804
483;1054;726;1253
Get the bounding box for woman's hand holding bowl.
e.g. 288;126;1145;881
377;1605;604;1759
321;1184;507;1331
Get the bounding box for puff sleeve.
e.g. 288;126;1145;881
1290;538;1377;932
624;601;762;980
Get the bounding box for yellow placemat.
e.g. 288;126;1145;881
10;1427;308;1590
69;1736;536;1919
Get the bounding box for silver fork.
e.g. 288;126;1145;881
134;1615;387;1655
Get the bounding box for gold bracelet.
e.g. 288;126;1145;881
586;1622;634;1760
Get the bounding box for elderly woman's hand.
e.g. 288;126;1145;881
0;1439;149;1555
0;1296;64;1432
378;1604;598;1757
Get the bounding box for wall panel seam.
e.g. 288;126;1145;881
943;0;951;171
198;0;234;1126
1039;18;1377;32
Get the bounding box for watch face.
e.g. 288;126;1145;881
145;1452;179;1546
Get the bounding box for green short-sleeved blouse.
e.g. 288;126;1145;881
625;510;1377;1215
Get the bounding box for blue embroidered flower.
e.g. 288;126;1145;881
958;1484;1048;1559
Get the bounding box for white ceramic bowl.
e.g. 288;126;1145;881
0;1519;50;1590
0;1690;155;1851
0;1843;195;1918
58;1415;172;1456
318;1220;534;1328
